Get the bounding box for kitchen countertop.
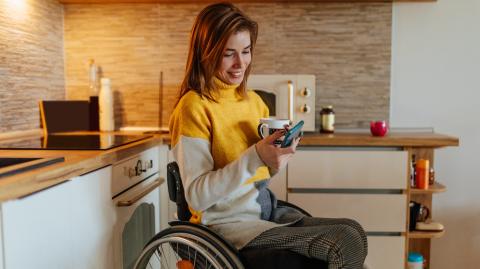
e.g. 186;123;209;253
159;130;459;147
298;131;459;147
0;132;164;202
0;129;458;203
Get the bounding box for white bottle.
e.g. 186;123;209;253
99;78;114;131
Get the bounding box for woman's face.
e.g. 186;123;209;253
217;30;252;85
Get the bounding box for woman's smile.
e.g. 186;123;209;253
217;30;252;85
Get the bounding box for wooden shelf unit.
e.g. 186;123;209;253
410;182;446;194
406;147;454;269
409;230;445;239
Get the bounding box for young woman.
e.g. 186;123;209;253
169;3;368;268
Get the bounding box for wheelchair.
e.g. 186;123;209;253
134;162;328;269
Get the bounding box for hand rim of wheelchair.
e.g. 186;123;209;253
134;224;244;269
134;235;223;268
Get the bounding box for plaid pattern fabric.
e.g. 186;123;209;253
244;217;368;269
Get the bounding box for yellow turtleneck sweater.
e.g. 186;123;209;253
169;77;271;224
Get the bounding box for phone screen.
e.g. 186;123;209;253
281;120;304;148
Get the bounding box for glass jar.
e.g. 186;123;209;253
429;167;435;185
416;159;430;190
320;105;335;133
408;252;424;269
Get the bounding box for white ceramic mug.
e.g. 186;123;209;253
257;118;290;144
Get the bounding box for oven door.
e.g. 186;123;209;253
113;173;164;269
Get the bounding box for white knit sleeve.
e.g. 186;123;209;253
171;135;265;212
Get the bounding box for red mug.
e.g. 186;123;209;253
370;120;388;136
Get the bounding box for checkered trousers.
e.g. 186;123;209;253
244;217;368;269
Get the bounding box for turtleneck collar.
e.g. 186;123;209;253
213;76;241;100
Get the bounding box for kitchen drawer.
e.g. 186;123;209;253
288;150;408;189
112;146;159;197
288;193;407;232
366;236;405;269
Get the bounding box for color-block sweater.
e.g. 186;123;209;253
169;78;290;248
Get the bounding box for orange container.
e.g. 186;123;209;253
177;260;194;269
416;159;430;189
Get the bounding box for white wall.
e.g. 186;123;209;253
391;0;480;268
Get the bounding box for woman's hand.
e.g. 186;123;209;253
255;129;301;171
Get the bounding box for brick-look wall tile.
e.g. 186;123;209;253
64;3;391;129
0;0;65;132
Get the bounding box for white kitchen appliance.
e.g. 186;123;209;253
247;74;316;131
112;146;163;269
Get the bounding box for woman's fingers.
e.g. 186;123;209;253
279;137;301;154
264;129;285;144
257;131;300;170
291;136;301;148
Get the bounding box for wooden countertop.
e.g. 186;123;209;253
0;133;164;202
0;129;458;203
299;131;459;147
160;131;459;148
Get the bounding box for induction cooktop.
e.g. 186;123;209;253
0;134;152;150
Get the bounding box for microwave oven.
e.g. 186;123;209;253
247;74;316;132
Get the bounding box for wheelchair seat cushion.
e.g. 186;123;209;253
240;248;328;269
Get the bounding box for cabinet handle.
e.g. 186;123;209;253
117;177;164;207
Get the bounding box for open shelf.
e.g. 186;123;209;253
409;230;445;239
410;182;446;194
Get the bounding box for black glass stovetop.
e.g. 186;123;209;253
0;134;152;150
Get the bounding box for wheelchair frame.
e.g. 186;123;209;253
134;162;321;269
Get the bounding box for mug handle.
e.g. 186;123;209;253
420;206;430;221
257;123;268;138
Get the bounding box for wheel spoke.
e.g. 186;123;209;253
193;249;197;268
159;244;172;269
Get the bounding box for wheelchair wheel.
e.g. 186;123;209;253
134;224;244;269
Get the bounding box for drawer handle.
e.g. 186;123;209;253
117;177;164;207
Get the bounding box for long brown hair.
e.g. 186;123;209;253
177;2;258;105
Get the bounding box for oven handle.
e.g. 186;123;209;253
287;80;294;122
116;177;164;207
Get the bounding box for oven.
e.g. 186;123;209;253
112;146;163;269
247;74;316;131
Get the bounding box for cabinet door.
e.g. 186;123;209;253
289;193;407;232
289;149;408;189
366;236;405;269
1;180;75;269
69;166;116;269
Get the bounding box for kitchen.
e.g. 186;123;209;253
0;0;477;268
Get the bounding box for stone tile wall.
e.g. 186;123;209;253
0;2;390;131
64;2;391;129
0;0;65;132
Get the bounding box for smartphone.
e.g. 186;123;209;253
281;120;304;148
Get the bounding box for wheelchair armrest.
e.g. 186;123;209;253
167;162;192;221
277;200;312;217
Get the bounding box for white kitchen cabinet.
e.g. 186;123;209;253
288;150;408;189
366;235;405;269
69;166;116;269
0;166;114;269
1;178;75;269
284;147;409;269
0;144;168;269
289;193;407;232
